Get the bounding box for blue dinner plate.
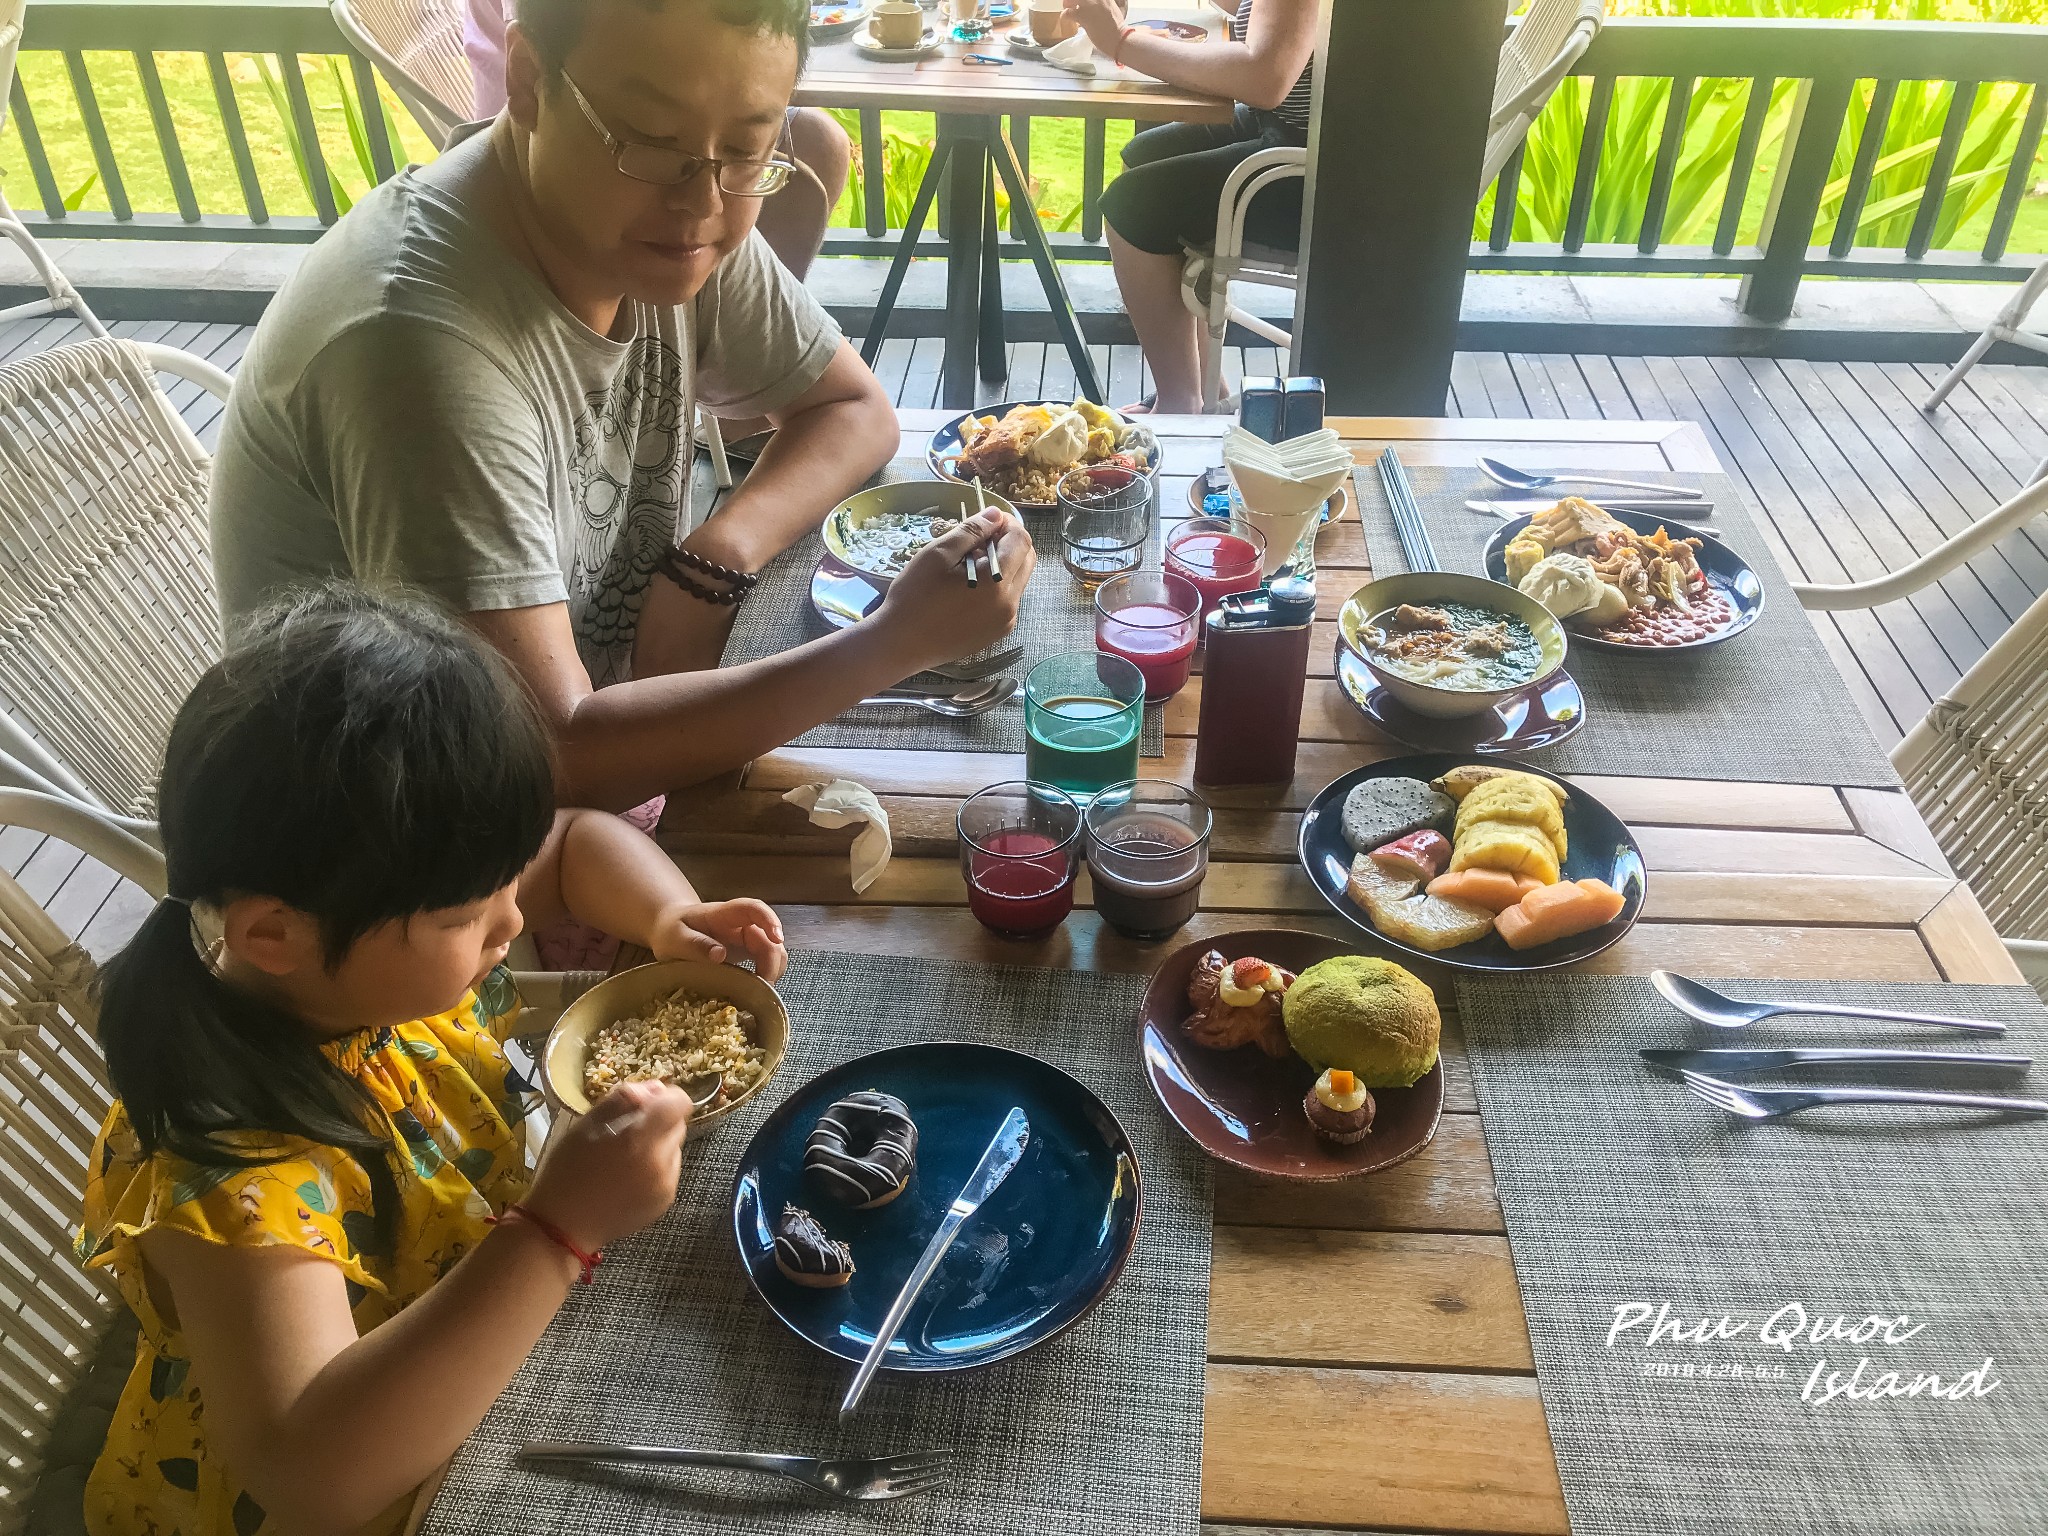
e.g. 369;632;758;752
730;1042;1141;1372
1298;755;1647;973
1480;508;1765;653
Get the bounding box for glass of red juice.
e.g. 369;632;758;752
1166;516;1266;627
1094;572;1200;702
1083;781;1213;941
957;780;1083;939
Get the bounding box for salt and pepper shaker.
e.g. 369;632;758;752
1237;377;1286;444
1282;377;1325;441
1192;577;1317;787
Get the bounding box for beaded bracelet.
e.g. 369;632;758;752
488;1202;603;1285
654;548;749;607
668;545;759;592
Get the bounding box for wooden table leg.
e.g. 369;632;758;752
991;120;1105;403
979;145;1007;384
859;134;950;368
941;114;988;408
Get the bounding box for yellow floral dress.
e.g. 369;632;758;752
75;966;536;1536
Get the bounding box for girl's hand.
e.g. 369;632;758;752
649;897;789;982
524;1080;692;1251
1068;0;1127;52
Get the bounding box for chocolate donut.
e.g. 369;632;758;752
773;1203;855;1288
804;1090;918;1208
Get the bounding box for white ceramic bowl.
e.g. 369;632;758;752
541;960;790;1136
1335;571;1568;720
821;479;1018;594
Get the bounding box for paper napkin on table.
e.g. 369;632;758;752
1223;426;1353;572
1044;32;1097;75
783;780;893;894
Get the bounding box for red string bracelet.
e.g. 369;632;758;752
1115;23;1136;66
488;1202;603;1285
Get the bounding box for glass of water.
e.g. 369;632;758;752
1058;465;1152;590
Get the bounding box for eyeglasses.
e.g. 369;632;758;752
560;72;795;196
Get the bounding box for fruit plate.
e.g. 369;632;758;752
1138;929;1444;1182
1298;756;1647;974
731;1042;1140;1372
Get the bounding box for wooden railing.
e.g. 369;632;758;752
7;7;2048;322
1484;17;2048;319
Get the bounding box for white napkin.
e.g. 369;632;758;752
783;780;894;894
1223;426;1351;574
1044;31;1097;75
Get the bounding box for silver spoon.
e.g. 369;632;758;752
873;678;1005;703
678;1072;726;1108
1478;456;1705;501
1651;970;2008;1036
855;679;1017;717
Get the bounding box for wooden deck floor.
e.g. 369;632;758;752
7;314;2048;951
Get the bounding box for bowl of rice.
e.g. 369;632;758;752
541;960;789;1135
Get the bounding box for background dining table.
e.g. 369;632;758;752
796;9;1231;410
616;410;2032;1536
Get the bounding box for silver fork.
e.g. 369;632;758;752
922;645;1024;682
1678;1070;2048;1120
516;1441;950;1501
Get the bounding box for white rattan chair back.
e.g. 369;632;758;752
0;339;225;820
1484;0;1606;188
1893;589;2048;989
0;789;161;1523
330;0;473;149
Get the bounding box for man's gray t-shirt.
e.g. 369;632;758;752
209;127;842;685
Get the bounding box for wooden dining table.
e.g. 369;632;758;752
796;8;1231;410
649;412;2025;1535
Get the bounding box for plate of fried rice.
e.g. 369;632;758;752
542;959;790;1133
926;398;1160;511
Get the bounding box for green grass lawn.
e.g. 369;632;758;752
5;0;2048;255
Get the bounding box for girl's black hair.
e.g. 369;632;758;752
97;584;556;1253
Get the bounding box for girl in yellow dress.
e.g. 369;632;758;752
76;585;789;1536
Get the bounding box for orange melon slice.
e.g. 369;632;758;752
1425;868;1542;912
1494;878;1628;951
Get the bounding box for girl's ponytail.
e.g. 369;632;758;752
99;894;402;1253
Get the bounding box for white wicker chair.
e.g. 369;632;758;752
0;338;230;823
1921;258;2048;480
0;789;160;1524
0;0;109;341
1183;0;1605;410
1793;478;2048;995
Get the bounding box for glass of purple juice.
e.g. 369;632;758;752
1082;780;1213;941
957;780;1083;939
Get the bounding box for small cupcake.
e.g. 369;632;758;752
1303;1068;1376;1146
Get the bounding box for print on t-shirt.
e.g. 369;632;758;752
568;335;690;686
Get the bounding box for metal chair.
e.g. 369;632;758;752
1793;478;2048;996
1183;0;1606;410
0;338;230;823
1920;258;2048;482
0;0;109;341
332;0;736;488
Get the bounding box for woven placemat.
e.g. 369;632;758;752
1455;972;2048;1536
720;467;1164;756
1351;466;1898;786
421;950;1209;1536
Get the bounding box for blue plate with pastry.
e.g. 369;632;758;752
730;1042;1141;1372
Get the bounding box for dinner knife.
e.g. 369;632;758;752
1641;1047;2033;1077
839;1106;1030;1418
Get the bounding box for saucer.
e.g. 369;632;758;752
811;553;882;630
1186;468;1348;528
1334;645;1586;754
853;24;940;56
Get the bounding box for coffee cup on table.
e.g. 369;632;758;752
1027;0;1076;44
872;0;925;46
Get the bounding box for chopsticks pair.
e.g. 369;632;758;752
1376;448;1440;574
962;476;1004;588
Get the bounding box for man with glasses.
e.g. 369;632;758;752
210;0;1035;809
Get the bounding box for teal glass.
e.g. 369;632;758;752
1023;652;1144;801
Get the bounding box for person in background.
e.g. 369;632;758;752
78;586;786;1536
463;0;853;281
210;0;1038;815
1078;0;1317;414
